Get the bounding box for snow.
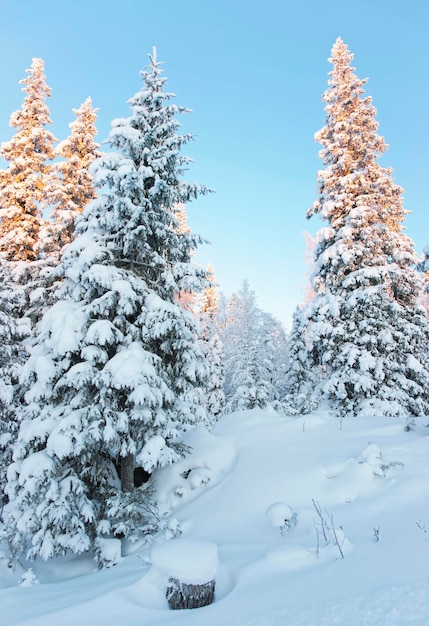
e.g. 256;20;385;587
150;538;218;584
2;407;429;625
407;354;423;373
42;300;86;357
137;435;169;471
95;538;122;569
101;343;152;388
17;450;54;484
85;320;118;346
265;502;295;529
18;569;39;587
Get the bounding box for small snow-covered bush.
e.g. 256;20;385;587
94;538;121;569
104;487;165;543
94;486;181;568
359;443;404;478
265;502;297;536
19;568;39;586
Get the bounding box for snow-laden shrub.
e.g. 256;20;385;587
265;502;297;536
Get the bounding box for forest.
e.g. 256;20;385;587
0;37;428;570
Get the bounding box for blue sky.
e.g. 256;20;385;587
1;0;428;328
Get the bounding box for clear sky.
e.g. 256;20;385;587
0;0;428;328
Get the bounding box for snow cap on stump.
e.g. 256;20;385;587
151;538;218;585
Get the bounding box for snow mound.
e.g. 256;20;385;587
154;425;237;512
151;538;218;584
265;502;297;534
323;441;404;502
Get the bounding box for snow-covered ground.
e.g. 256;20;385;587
2;406;429;625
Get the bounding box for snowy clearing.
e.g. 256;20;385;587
2;406;429;625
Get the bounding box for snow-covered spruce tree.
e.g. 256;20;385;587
0;58;56;262
6;49;210;564
198;265;225;420
200;264;218;319
28;98;101;325
283;232;318;417
0;59;61;342
417;246;429;284
283;306;319;415
221;281;277;412
417;245;429;315
0;260;29;512
254;310;289;411
302;38;429;418
42;97;101;259
0;60;57;498
203;333;225;420
172;202;198;314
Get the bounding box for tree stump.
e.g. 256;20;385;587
166;577;215;610
150;538;218;610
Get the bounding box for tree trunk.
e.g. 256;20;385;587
166;577;215;610
120;453;134;492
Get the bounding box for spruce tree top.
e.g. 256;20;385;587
0;58;56;261
307;38;418;303
85;47;209;300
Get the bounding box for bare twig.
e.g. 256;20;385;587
328;512;344;559
312;498;329;544
312;498;345;559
